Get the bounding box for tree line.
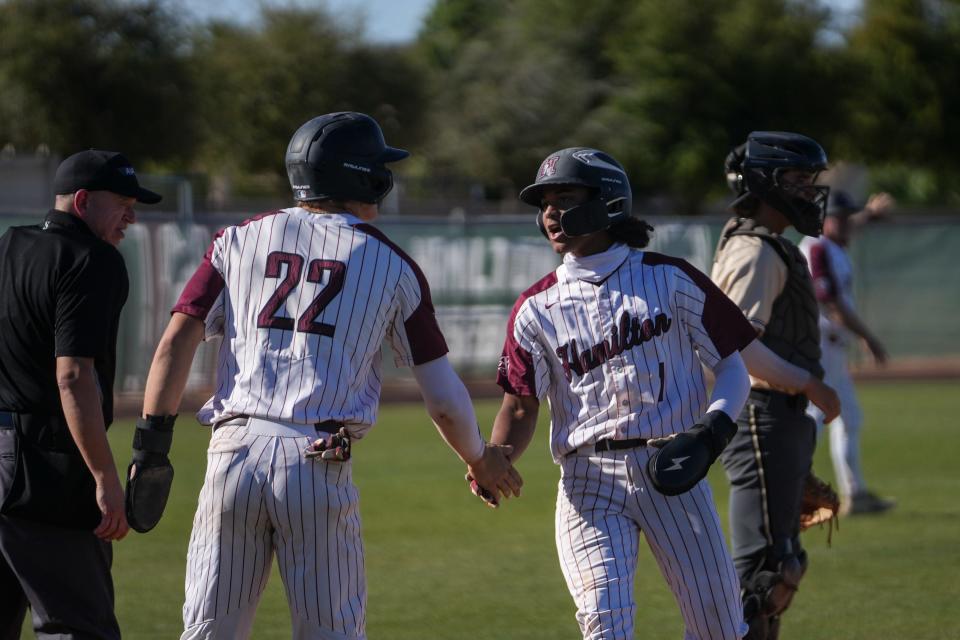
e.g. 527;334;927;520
1;0;957;212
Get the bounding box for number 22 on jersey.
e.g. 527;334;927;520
256;250;346;337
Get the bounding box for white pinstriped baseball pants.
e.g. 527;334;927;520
556;447;746;640
180;420;365;640
807;337;866;498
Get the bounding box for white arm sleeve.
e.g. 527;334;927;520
706;351;750;420
411;356;485;464
740;339;812;394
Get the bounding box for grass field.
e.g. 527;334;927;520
20;380;960;639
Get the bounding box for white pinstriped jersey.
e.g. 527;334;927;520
799;235;855;341
174;207;446;432
497;246;756;461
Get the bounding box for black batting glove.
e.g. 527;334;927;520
125;414;176;533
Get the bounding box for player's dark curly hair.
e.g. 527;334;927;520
608;218;654;248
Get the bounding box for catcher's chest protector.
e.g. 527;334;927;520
720;218;824;379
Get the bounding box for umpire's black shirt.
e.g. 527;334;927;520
0;209;128;425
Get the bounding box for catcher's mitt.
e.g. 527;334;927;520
799;472;839;544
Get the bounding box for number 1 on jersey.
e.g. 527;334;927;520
256;251;346;336
657;361;665;401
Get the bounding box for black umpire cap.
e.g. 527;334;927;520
53;150;162;204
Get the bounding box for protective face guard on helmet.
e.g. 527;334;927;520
521;148;632;238
537;195;630;237
742;167;829;237
729;132;830;237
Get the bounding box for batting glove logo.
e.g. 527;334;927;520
664;456;690;472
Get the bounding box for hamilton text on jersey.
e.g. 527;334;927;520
556;309;673;381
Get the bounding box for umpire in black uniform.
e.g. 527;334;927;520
710;132;841;640
0;150;160;639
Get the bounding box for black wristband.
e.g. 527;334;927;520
133;414;177;455
695;410;738;457
137;414;177;431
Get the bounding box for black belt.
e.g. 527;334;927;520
215;414;343;433
748;388;809;413
315;419;344;434
0;411;14;428
594;437;648;453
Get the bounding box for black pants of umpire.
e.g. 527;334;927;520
720;389;817;584
0;425;120;640
0;516;119;640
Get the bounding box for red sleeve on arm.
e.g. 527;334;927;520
495;272;557;396
402;264;449;365
807;242;837;302
698;272;759;357
496;327;538;397
171;238;225;320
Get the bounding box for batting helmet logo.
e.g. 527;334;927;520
538;155;560;180
571;150;597;165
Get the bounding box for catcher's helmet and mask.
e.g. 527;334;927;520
725;131;829;237
285;112;409;205
520;148;632;237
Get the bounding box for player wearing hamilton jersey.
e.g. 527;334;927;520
137;113;518;640
178;207;441;432
487;148;756;640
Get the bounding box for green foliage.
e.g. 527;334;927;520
416;0;843;211
1;0;959;208
191;6;426;183
413;0;621;198
0;0;199;165
868;164;960;205
839;0;960;169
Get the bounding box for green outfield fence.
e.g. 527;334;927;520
1;210;958;397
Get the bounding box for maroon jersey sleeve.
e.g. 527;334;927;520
496;322;538;397
496;272;557;397
806;241;838;303
172;236;225;320
400;260;448;365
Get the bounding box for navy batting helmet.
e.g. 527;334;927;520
519;147;632;237
285;112;409;205
726;131;829;237
826;190;859;218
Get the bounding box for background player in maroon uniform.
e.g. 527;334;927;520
800;190;895;516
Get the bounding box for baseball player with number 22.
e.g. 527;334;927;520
135;112;519;640
480;147;763;639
